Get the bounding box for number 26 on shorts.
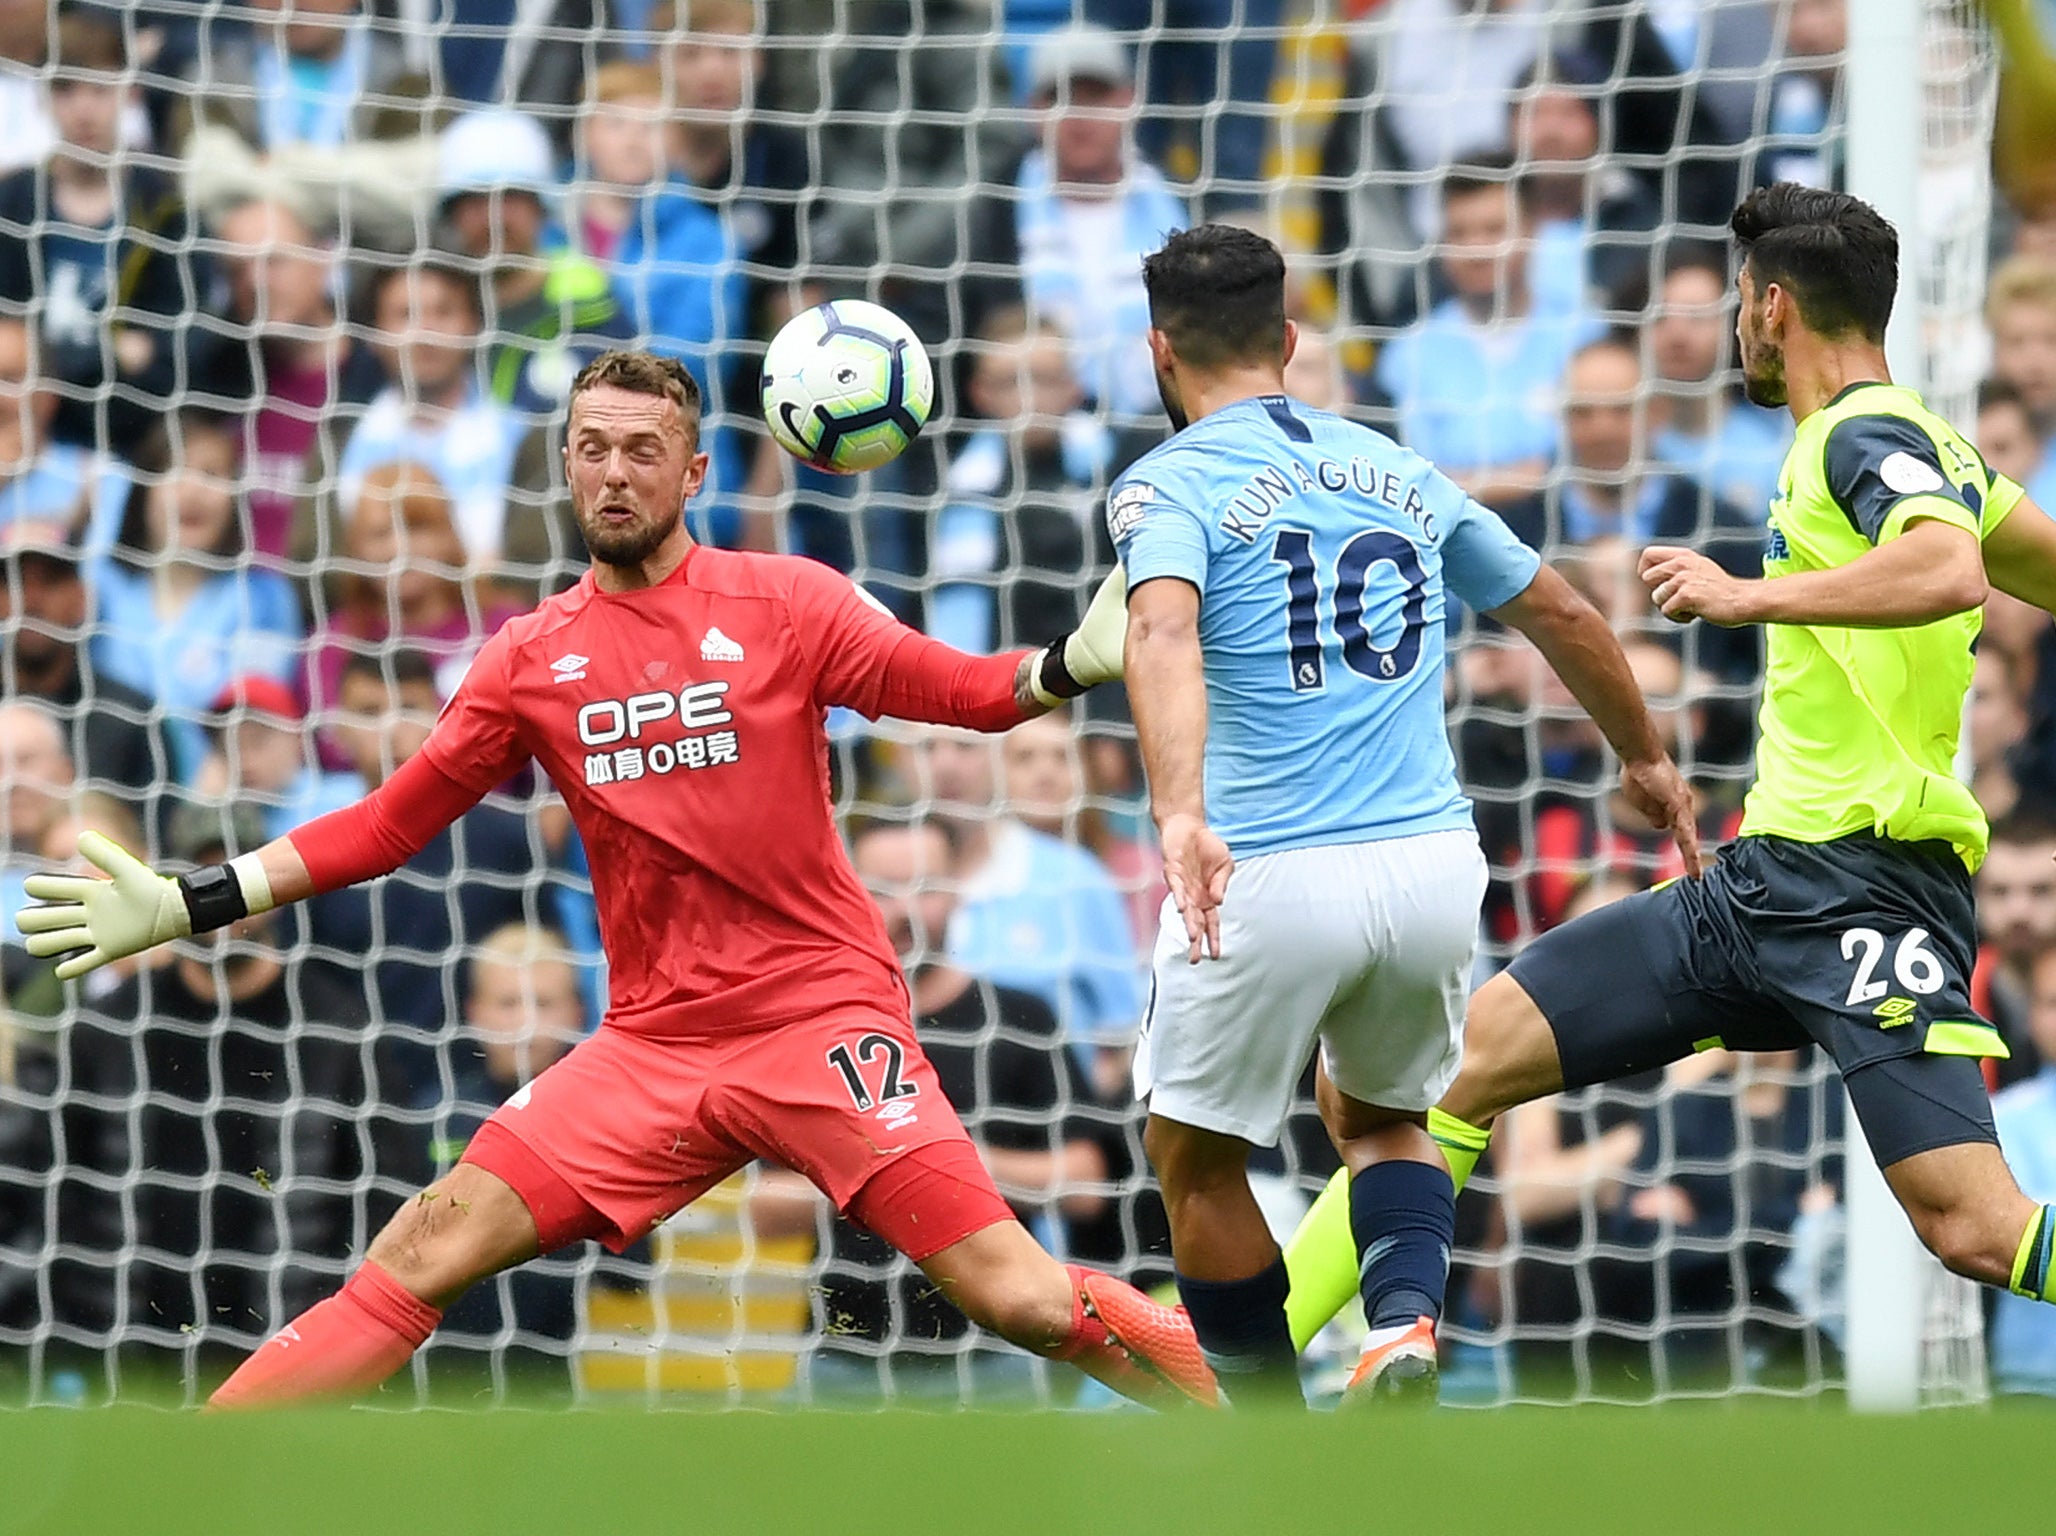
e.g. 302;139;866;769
826;1032;920;1112
1839;925;1945;1009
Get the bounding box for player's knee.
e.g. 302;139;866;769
1448;977;1559;1125
1144;1119;1246;1201
366;1186;503;1306
1911;1205;2015;1288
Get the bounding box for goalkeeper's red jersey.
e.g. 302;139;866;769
291;545;1031;1038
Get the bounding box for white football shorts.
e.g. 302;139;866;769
1136;827;1488;1146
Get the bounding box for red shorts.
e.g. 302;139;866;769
460;1005;1013;1262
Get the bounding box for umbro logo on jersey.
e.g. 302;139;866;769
550;654;590;684
700;627;745;663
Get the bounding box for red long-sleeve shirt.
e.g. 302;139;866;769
290;545;1030;1037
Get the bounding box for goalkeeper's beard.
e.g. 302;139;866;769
580;498;685;568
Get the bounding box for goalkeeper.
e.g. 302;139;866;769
14;351;1214;1410
1276;184;2056;1358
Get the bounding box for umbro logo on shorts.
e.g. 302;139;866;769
551;653;590;684
700;627;745;663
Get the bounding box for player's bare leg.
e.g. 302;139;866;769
209;1163;539;1408
1145;1113;1302;1405
913;1219;1216;1407
1884;1140;2053;1293
1284;972;1567;1351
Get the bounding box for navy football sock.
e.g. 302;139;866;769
1350;1159;1456;1330
1175;1257;1303;1406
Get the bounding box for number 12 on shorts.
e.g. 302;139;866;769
826;1033;919;1112
1840;925;1944;1010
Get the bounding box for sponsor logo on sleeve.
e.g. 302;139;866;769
1880;450;1946;495
1108;482;1155;541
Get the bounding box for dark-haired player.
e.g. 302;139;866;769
1112;223;1695;1404
17;350;1215;1410
1280;183;2056;1355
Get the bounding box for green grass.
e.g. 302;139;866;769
4;1401;2052;1536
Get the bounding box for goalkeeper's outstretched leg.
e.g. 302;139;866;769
210;1161;540;1409
211;1150;1220;1411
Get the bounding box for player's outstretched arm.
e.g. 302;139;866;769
1126;574;1233;961
1491;564;1702;875
1982;495;2056;614
16;752;485;980
1641;517;1987;630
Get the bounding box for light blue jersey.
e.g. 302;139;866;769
1111;394;1540;859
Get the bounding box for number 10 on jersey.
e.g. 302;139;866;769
1269;528;1432;693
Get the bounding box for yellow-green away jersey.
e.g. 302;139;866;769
1741;381;2028;871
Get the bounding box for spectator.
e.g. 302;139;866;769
54;800;380;1367
438;108;636;427
1353;0;1548;242
422;922;591;1374
191;675;359;841
1569;1;1770;235
964;25;1189;423
1281;320;1346;413
1498;336;1762;682
1002;709;1165;962
812;0;1022;327
0;519;173;841
654;4;820;543
1374;157;1602;508
308;459;525;733
1969;647;2028;822
1514;642;1736;934
573;62;671;267
305;255;525;566
1082;0;1283;216
1978;376;2049;497
929;311;1111;656
655;2;812;297
0;7;195;455
590;78;749;547
1648;243;1793;518
196;198;385;560
918;726;1144;1065
307;649;541;1103
1985;258;2056;508
91;410;302;784
786;819;1106;1402
1760;0;1846;190
1992;941;2056;1396
177;0;412;154
1509;49;1663;314
0;701;73;934
0;311;124;552
1974;813;2056;1082
0;0;149;176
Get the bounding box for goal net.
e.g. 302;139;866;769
0;0;2010;1410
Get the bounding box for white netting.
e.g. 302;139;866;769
0;0;2021;1409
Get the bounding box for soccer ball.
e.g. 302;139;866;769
761;300;934;475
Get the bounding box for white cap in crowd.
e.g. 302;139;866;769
1027;22;1133;100
438;108;558;202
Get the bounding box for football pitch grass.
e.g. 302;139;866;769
4;1399;2049;1536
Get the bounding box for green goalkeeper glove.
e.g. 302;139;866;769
16;831;275;981
1028;563;1129;709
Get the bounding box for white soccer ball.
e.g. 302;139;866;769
761;299;935;475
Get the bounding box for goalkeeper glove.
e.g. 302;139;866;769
1029;563;1129;709
16;831;275;981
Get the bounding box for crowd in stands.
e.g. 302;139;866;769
0;0;2052;1405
